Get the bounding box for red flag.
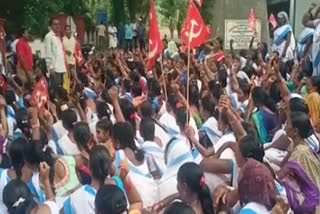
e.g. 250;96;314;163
181;2;211;49
74;40;85;67
0;75;7;92
269;13;278;29
30;77;49;111
248;8;257;33
147;0;163;70
194;0;204;7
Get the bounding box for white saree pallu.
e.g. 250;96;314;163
272;24;296;61
159;138;194;200
312;19;320;76
114;150;158;208
141;141;166;174
28;171;46;203
297;27;314;58
63;185;96;214
199;117;222;146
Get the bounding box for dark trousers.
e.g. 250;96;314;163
139;39;145;50
125;39;133;52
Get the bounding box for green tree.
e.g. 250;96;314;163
157;0;215;36
24;0;92;37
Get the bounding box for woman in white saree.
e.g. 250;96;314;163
272;11;296;62
303;4;320;76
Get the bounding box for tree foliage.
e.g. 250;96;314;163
157;0;215;32
24;0;91;37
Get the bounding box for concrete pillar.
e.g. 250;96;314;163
211;0;270;48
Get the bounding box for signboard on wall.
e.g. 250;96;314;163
225;19;261;50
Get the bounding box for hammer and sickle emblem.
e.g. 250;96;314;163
185;19;203;42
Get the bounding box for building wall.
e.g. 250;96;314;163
212;0;270;46
294;0;314;36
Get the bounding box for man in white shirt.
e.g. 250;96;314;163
44;18;67;87
96;22;106;49
63;25;79;83
108;23;118;49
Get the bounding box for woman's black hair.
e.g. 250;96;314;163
25;140;55;194
215;37;223;50
175;107;189;129
140;118;155;142
290;111;314;139
112;122;144;162
242;65;256;79
89;145;111;186
77;71;89;87
167;93;179;113
260;42;268;61
177;162;214;214
73;122;91;153
95;185;127;214
238;78;251;97
96;102;111;120
208;80;224;101
189;83;200;106
131;82;142;98
149;79;161;98
238;134;265;163
5;90;16;106
15;109;31;140
310;76;320;94
9;138;27;179
270;82;282;104
3;179;38;214
217;67;227;88
61;109;77;131
164;202;196;214
141;101;154;118
252;87;277;113
201;95;217;118
119;98;136;130
123;79;132;93
289;98;309;114
96;119;113;134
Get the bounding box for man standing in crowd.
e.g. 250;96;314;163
96;21;106;49
44;18;67;87
108;23;118;49
125;20;133;51
63;25;77;83
16;27;34;87
137;18;146;50
117;22;125;49
132;19;138;48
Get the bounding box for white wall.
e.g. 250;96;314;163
294;0;314;36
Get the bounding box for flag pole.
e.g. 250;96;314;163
160;54;168;101
186;36;191;127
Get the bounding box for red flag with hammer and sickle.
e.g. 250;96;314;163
147;0;163;71
269;13;278;29
74;40;85;67
30;77;49;111
249;8;257;33
181;1;211;49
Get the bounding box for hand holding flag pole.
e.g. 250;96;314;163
181;1;211;124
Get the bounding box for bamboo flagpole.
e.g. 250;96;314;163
160;54;168;101
186;36;191;126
